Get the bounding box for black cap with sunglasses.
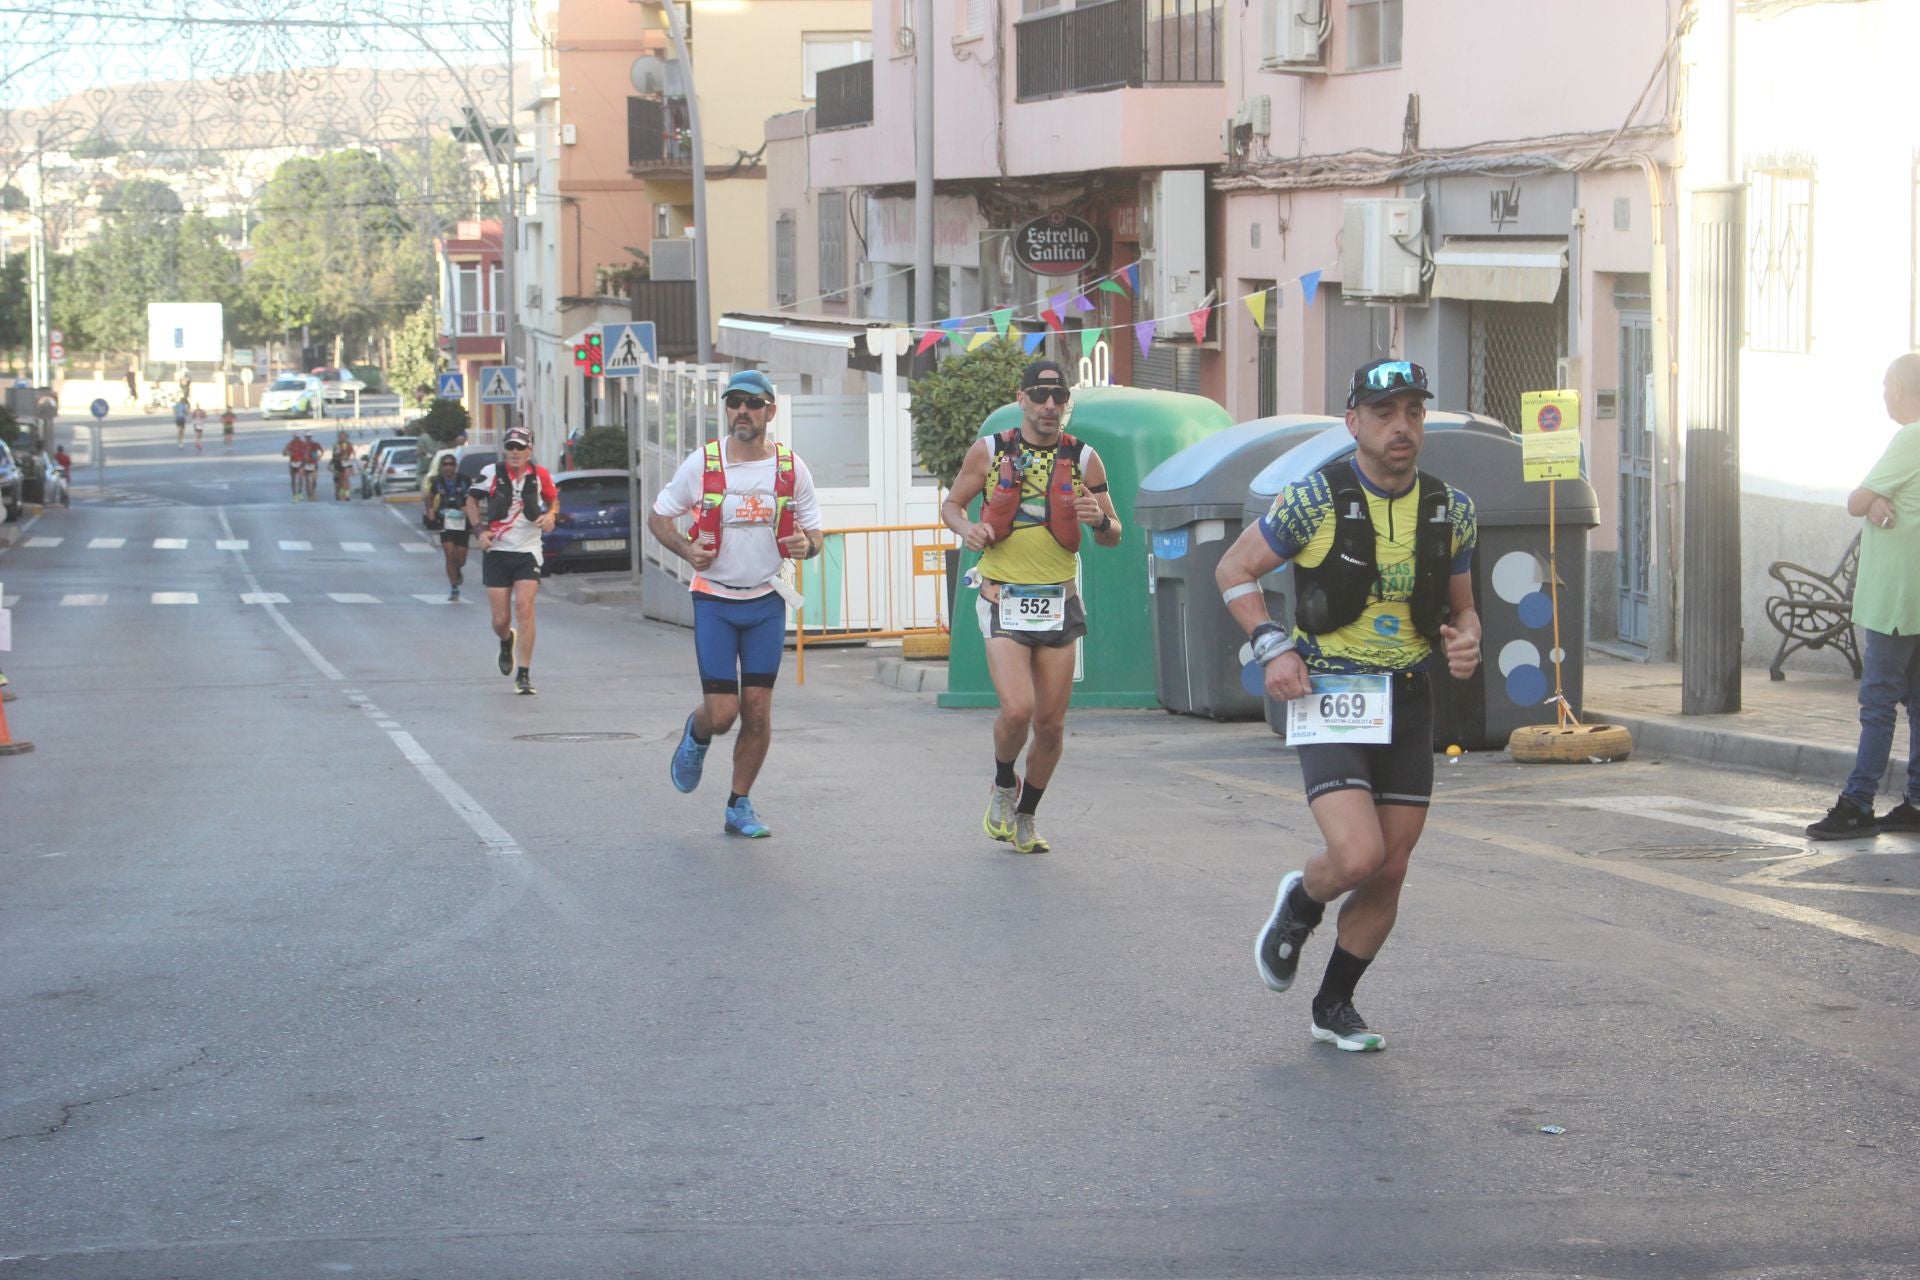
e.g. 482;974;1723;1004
1347;359;1434;410
1020;360;1072;406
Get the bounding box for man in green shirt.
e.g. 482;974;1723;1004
1807;353;1920;839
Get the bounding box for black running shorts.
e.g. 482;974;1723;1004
975;587;1087;649
481;549;542;587
1295;669;1434;807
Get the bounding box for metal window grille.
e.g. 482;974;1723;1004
775;214;797;308
1468;300;1565;433
819;191;847;303
1746;166;1812;354
1346;0;1401;70
1251;279;1278;418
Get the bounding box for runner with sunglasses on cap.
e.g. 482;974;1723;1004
649;370;823;839
466;426;559;695
940;359;1123;854
1214;358;1481;1052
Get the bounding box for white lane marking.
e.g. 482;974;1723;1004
60;594;107;606
376;720;400;730
223;513;342;682
154;538;188;550
279;540;312;551
88;537;125;549
151;592;199;605
340;541;375;552
327;593;381;604
400;542;434;554
1566;795;1808;848
411;593;460;604
0;513;42;559
216;539;249;551
241;592;290;604
23;537;61;548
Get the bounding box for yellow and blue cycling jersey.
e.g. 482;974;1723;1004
1258;468;1476;673
977;441;1082;586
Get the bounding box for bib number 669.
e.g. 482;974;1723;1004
1319;692;1367;720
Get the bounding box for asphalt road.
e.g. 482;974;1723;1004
1;434;1916;1279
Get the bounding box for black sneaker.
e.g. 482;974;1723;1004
1255;870;1318;993
497;629;515;676
1877;799;1920;833
514;672;536;696
1310;1000;1386;1052
1806;796;1877;841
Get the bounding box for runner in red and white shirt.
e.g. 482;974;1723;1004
464;426;559;695
282;434;307;500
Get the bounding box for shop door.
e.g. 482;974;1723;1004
1467;300;1563;433
1617;313;1654;648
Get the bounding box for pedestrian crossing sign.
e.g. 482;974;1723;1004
598;322;656;378
436;372;464;400
479;365;518;405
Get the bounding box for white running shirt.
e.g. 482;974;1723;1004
653;442;822;600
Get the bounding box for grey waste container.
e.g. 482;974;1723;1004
1136;417;1329;719
1241;412;1600;752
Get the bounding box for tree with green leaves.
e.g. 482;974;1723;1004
908;337;1031;488
389;299;441;410
50;200;247;359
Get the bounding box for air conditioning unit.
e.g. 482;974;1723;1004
1223;94;1273;156
1264;0;1328;69
650;237;696;282
1339;198;1425;301
1138;170;1207;333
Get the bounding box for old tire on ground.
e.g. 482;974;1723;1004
902;631;951;661
1507;722;1635;764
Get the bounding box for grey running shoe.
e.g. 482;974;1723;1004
497;629;515;676
1011;811;1049;854
1255;870;1317;992
1311;1000;1386;1052
983;783;1018;841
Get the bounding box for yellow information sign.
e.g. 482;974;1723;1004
1519;389;1582;482
914;544;948;576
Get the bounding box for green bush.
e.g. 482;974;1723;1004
414;398;470;446
572;425;629;470
908;337;1028;489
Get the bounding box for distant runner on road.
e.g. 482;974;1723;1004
466;426;557;696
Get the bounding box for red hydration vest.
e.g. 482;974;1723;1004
980;429;1083;553
688;440;796;553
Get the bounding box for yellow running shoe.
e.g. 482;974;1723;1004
1011;811;1050;854
983;782;1018;842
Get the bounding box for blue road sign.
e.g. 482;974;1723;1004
436;372;465;400
89;399;110;419
478;365;518;405
599;322;657;377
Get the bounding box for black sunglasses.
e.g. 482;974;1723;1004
1349;360;1430;406
1025;386;1071;406
724;394;770;411
503;441;530;451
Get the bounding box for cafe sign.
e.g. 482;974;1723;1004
1013;209;1101;277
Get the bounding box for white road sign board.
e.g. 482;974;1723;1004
437;372;466;400
478;366;518;405
599;322;657;377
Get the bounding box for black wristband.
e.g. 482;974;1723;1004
1096;513;1113;533
1251;622;1283;645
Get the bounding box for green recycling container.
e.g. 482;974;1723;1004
939;386;1235;709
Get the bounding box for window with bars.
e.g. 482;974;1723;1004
1468;301;1565;434
775;214;797;308
1746;166;1813;354
819;191;847;304
1346;0;1400;70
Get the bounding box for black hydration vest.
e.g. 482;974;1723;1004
1292;460;1455;643
485;466;546;525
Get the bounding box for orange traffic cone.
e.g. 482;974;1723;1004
0;689;32;755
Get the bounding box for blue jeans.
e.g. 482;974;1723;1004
1843;629;1920;809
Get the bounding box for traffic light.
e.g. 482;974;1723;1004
573;331;604;377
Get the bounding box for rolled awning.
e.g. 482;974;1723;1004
1431;238;1567;304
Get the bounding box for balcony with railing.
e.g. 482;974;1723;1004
624;278;700;359
815;59;873;131
628;94;694;170
457;310;507;337
1015;0;1222;102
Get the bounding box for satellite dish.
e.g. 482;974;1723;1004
630;56;688;96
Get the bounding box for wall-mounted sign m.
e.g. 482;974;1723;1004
1014;209;1102;277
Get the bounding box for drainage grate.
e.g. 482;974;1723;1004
1581;843;1785;862
513;732;642;743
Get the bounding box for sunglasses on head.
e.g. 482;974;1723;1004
1025;386;1071;405
724;394;770;411
1349;360;1429;405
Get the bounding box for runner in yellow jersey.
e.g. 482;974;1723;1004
941;360;1122;853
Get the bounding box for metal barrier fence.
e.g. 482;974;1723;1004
793;523;957;684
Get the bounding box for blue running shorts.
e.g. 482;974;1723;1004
692;591;787;695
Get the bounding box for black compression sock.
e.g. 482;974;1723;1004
995;758;1018;789
1016;782;1044;815
1313;945;1374;1015
1287;879;1326;928
516;666;529;680
728;792;746;807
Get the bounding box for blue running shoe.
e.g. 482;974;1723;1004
669;712;709;793
724;797;770;838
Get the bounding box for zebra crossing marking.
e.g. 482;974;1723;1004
241;592;290;605
60;594;107;606
216;539;249;551
340;541;375;552
151;592;199;605
279;540;312;551
411;593;465;604
23;537;61;548
154;538;188;550
400;542;434;554
87;538;124;549
327;593;381;604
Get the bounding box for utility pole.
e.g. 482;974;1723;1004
912;0;934;330
656;0;712;364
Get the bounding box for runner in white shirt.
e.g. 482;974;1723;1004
465;426;559;695
648;369;823;838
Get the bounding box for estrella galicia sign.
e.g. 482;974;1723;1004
1014;209;1102;277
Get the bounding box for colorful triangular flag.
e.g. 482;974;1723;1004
1123;263;1140;293
1040;306;1064;335
1135;320;1156;357
1072;294;1095;313
1301;270;1322;306
915;329;944;356
968;330;995;351
1244;290;1268;332
1097;279;1127;296
1188;305;1212;344
1079;327;1101;358
991;308;1013;337
1021;330;1047;355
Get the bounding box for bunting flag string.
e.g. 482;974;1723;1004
1244;290;1268;333
1079;327;1101;358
